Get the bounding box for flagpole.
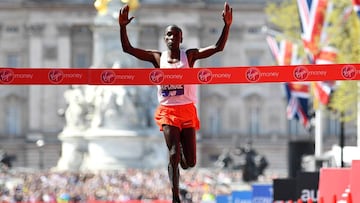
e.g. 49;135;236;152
312;81;323;157
315;108;323;156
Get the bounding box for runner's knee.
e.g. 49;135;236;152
169;145;180;163
187;157;196;167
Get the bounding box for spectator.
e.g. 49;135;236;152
0;167;275;203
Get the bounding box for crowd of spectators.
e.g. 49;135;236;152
0;166;274;203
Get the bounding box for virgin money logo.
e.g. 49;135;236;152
341;65;356;80
0;69;14;84
197;69;213;84
294;66;309;81
149;70;164;84
101;70;116;84
246;67;260;82
48;69;64;84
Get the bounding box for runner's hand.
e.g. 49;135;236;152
119;4;135;26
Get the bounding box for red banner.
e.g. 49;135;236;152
350;160;360;203
0;68;88;85
1;63;360;85
318;168;351;203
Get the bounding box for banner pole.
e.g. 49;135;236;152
315;108;323;157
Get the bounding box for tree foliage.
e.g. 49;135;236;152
326;0;360;122
265;0;360;122
265;0;300;40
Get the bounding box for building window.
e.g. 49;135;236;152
6;98;22;137
74;53;88;68
325;117;340;137
246;50;263;66
229;108;240;129
209;108;221;137
71;26;92;68
205;94;223;137
7;54;20;67
249;106;260;136
245;94;262;137
288;119;301;136
5;25;19;33
247;26;262;34
249;56;259;66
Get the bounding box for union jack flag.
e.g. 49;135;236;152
297;0;337;106
313;45;337;105
266;36;300;65
353;0;360;18
315;45;337;64
285;82;311;129
266;35;311;129
313;81;335;105
297;0;328;59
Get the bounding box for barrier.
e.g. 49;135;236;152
0;63;360;85
318;167;351;203
251;183;272;202
273;172;318;202
349;160;360;203
231;190;252;203
318;160;360;203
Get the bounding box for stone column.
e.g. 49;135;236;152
57;24;71;68
28;24;44;68
26;24;45;139
92;27;105;67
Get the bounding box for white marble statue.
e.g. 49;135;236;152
63;85;88;131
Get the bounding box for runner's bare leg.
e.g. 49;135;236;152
180;127;197;169
163;125;181;203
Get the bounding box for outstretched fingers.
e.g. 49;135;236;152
119;4;135;26
222;2;232;25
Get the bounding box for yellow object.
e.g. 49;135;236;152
311;82;319;110
94;0;112;15
121;0;139;11
202;193;215;201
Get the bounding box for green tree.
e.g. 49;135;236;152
265;0;300;40
327;1;360;122
265;0;360;122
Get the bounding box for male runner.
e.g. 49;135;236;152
118;3;232;202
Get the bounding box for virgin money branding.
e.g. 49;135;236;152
48;69;64;84
0;69;14;84
341;65;357;80
197;69;213;84
101;70;116;84
246;67;260;82
149;70;164;84
293;66;309;81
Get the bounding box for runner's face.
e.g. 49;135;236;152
164;26;182;50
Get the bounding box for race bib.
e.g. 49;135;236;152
161;84;184;97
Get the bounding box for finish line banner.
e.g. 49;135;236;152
1;64;359;85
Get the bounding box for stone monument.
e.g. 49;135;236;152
57;1;167;171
